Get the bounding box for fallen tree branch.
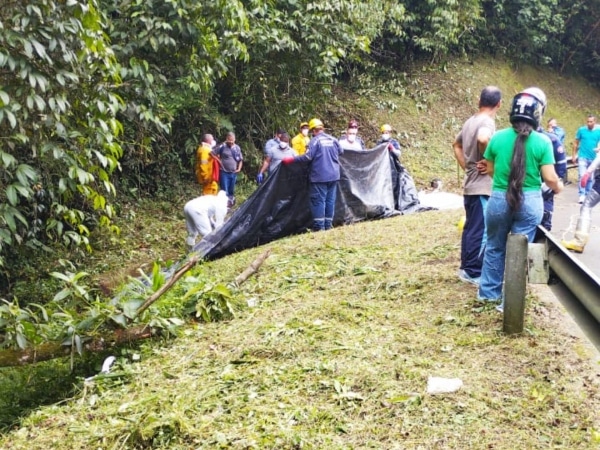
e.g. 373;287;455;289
0;325;156;368
233;249;271;286
0;250;271;368
134;254;202;318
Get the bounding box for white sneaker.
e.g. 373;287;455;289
186;236;196;249
578;195;585;204
458;269;480;286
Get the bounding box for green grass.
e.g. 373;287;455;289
2;210;600;449
2;57;600;449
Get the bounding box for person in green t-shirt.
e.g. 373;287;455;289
478;88;563;307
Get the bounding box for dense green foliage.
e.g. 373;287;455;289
3;0;600;352
0;1;121;270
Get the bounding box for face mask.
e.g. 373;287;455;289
301;129;309;136
347;134;356;143
279;142;289;149
381;133;390;141
211;140;217;148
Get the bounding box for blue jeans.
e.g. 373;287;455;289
219;172;237;198
578;158;595;196
309;181;338;231
478;190;543;300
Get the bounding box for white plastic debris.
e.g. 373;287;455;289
417;191;464;210
101;355;117;374
83;355;118;384
427;376;463;395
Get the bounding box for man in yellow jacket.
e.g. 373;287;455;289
195;134;219;195
291;122;310;155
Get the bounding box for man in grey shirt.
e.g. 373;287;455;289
213;132;243;206
453;86;502;285
256;133;297;183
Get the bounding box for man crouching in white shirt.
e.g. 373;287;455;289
183;190;228;250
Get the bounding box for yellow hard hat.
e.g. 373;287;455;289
381;124;392;133
308;118;324;130
300;122;309;129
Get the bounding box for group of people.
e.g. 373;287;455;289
256;120;402;184
195;131;243;203
453;86;564;310
278;119;405;231
184;118;405;247
187;84;596;283
185;131;242;249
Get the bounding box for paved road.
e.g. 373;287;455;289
547;180;600;352
550;180;600;277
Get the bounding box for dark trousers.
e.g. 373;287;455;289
461;195;488;278
541;193;554;231
309;181;337;231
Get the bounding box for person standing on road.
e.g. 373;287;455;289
538;125;567;231
547;118;566;144
562;150;600;253
452;86;502;286
478;88;563;307
573;115;600;203
282;118;343;231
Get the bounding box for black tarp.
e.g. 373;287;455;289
194;143;427;260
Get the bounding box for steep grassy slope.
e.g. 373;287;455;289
2;58;600;448
3;210;600;449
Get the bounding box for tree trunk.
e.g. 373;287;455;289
0;326;155;368
0;249;271;367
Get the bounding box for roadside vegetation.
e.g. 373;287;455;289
3;0;600;446
3;0;600;359
1;58;600;448
2;209;600;448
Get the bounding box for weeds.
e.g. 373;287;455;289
2;58;600;448
3;208;600;449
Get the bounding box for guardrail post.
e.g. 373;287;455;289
503;234;528;334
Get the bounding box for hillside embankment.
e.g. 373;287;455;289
2;58;600;449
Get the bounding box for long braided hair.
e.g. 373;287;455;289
506;120;534;211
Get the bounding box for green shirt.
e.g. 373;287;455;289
484;128;555;192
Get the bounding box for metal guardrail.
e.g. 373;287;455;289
540;227;600;323
566;155;577;171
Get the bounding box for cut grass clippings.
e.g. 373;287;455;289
1;208;599;449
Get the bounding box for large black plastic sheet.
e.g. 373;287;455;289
194;143;426;260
